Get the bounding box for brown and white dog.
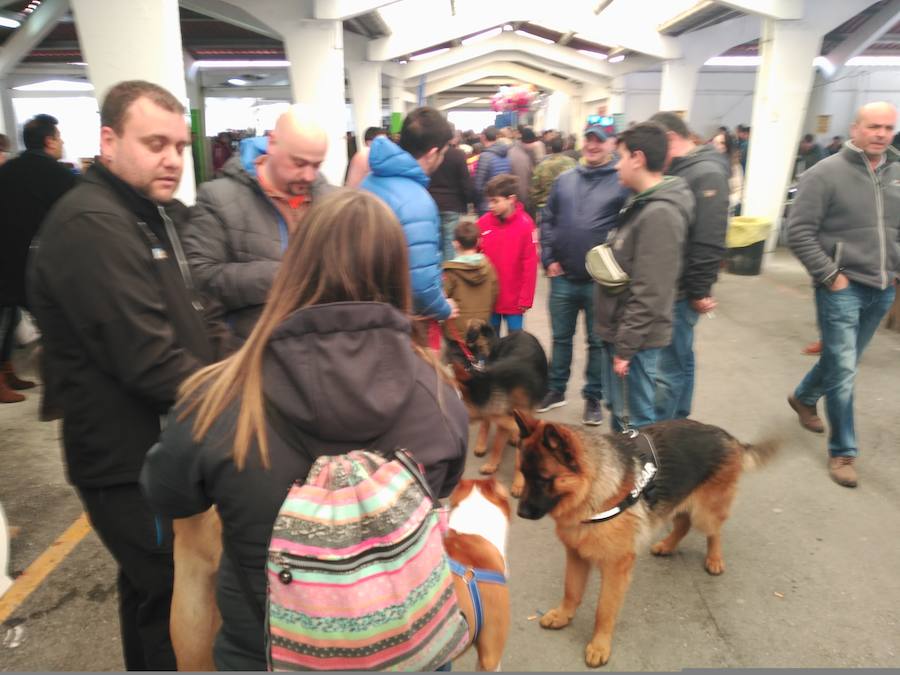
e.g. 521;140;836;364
444;478;512;672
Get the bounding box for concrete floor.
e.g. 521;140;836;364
2;249;899;671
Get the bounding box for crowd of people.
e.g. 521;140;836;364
0;77;897;670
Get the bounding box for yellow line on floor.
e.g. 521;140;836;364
0;513;92;624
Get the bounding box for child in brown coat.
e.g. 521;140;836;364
442;220;498;341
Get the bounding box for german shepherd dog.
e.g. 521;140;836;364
449;320;548;496
513;412;777;668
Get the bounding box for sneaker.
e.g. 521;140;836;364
828;456;858;488
788;394;825;433
537;391;566;413
582;398;603;426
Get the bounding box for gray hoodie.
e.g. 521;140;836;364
788;143;900;290
594;176;695;359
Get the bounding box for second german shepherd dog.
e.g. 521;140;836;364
449;320;548;496
513;412;777;668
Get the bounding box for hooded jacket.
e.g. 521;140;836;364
362;136;452;320
474;142;512;213
478;202;538;314
594;177;694;359
28;164;233;488
666;144;730;300
140;302;468;671
442;254;498;337
182;136;333;338
428;145;475;213
540;161;631;282
789;143;900;290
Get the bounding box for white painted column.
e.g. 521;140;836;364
347;60;382;141
802;72;829;141
71;0;195;203
0;78;17;153
389;78;406;115
608;76;626;117
281;19;347;185
742;17;824;249
658;60;699;118
544;91;570;133
568;94;585;136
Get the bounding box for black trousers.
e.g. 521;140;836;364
0;306;20;361
78;483;177;671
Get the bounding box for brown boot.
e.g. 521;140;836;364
0;373;25;403
788;394;825;433
1;361;36;390
828;456;858;488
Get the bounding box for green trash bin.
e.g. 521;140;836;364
725;216;771;276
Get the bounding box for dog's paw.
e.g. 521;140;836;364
479;462;498;475
510;475;525;498
650;541;675;557
585;638;612;668
704;556;725;575
538;608;571;630
473;445;488;457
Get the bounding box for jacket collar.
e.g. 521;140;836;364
841;141;898;171
86;162;172;223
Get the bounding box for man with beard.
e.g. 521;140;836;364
183;105;333;338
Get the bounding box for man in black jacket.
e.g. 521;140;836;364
648;112;729;421
0;114;76;403
29;81;233;671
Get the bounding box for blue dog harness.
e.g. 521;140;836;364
449;558;507;642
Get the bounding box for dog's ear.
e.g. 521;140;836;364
542;424;579;473
479;321;497;340
513;409;536;439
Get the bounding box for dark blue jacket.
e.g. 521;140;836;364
474;142;512;214
540;161;631;281
362;137;451;319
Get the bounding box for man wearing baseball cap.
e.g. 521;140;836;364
538;124;630;424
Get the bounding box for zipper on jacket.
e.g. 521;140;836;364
861;157;888;289
834;241;843;269
157;206;204;311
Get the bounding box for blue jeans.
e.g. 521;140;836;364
600;342;661;431
655;299;700;420
491;312;523;335
439;211;461;262
794;282;896;457
548;276;603;400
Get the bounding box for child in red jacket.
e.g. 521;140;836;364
478;174;538;335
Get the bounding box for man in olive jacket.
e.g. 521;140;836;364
788;101;900;488
29;81;234;670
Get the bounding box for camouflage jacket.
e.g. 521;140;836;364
530;153;577;211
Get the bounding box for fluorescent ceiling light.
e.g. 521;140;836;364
609;54;625;64
846;56;900;66
461;27;502;46
67;61;88;66
515;30;554;45
195;60;289;69
227;78;249;86
704;56;760;66
0;16;21;28
578;49;608;60
14;79;94;92
409;48;450;61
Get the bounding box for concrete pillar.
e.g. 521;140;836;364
608;76;626;118
184;60;208;185
0;78;18;153
389;78;405;115
281;19;347;185
742;17;823;249
347;60;382;141
658;60;699;118
568;95;585;136
802;71;829;141
70;0;195;203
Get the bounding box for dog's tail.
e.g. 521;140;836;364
741;438;780;471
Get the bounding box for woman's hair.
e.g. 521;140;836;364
714;132;739;165
178;189;413;469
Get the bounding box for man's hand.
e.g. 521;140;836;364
613;356;630;379
690;296;717;314
447;298;460;320
829;272;850;292
546;262;563;278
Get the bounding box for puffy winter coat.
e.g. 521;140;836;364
140;301;468;670
474;143;512;214
362;136;452;319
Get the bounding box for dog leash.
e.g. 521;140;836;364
448;559;506;643
582;373;660;524
445;321;485;371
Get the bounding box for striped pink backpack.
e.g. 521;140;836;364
264;447;469;671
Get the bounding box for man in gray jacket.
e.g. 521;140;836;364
183;105;333;338
788;101;899;488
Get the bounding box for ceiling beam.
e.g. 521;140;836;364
713;0;803;20
819;0;900;77
424;61;578;97
313;0;400;21
0;0;70;77
180;0;281;39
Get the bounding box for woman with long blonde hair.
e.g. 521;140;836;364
141;189;468;670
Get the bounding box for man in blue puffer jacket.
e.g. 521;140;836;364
362;108;458;339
